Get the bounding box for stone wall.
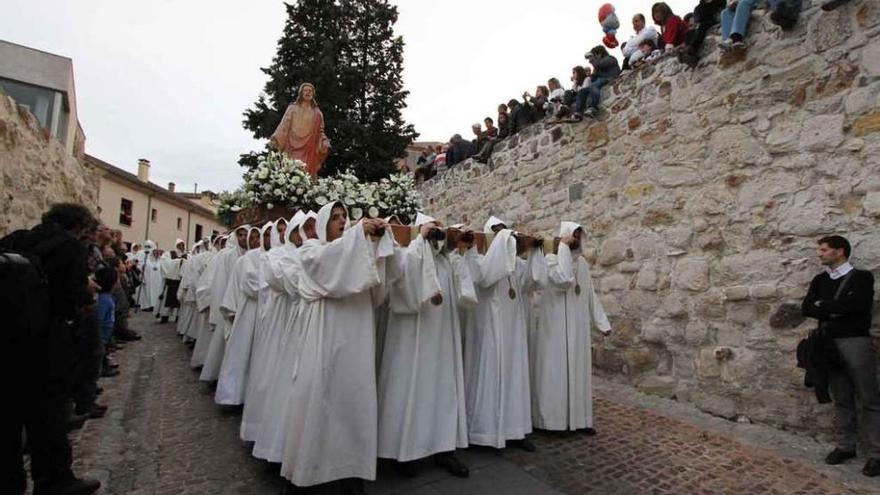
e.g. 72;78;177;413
422;1;880;436
0;91;98;236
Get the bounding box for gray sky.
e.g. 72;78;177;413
2;0;694;192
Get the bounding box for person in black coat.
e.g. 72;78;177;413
507;98;534;136
570;46;620;121
1;203;101;495
801;235;880;477
445;134;476;168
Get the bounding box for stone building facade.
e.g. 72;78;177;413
88;155;226;251
421;2;880;436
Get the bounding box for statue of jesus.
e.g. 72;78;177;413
269;82;331;179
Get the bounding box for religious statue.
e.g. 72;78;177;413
269;82;331;179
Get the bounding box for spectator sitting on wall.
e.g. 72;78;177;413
523;85;550;121
721;0;801;52
632;39;662;68
484;117;498;139
474;117;501;163
497;111;510;140
414;146;437;184
678;0;725;67
621;13;659;70
446;134;476;167
652;2;690;52
557;66;590;118
434;144;448;169
471;123;488;155
684;12;695;28
568;46;620;122
507;98;534;135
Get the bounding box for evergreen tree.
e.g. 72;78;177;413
242;0;418;181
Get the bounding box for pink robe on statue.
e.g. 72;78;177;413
271;102;330;178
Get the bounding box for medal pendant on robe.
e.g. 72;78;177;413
431;293;443;306
508;287;517;299
575;284;581;296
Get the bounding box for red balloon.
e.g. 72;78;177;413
598;3;615;23
602;33;619;49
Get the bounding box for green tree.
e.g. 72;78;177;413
242;0;418;181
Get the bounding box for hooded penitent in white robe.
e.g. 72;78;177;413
462;221;545;448
252;211;316;462
241;218;292;440
530;221;611;431
199;227;249;382
190;237;224;369
139;250;164;311
216;225;270;406
377;214;476;462
279;202;393;487
176;242;202;338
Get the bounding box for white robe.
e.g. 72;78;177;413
531;244;610;430
251;246;306;461
199;244;244;382
462;230;544;448
215;248;264;406
241;243;295;441
377;237;475;461
137;254;163;310
279;222;392;486
190;251;216;368
176;257;196;337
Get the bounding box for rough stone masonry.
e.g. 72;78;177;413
0;88;98;236
421;1;880;438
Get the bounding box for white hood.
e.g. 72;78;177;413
483;215;507;233
316;202;349;244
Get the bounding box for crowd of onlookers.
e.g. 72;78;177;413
2;203;148;495
413;0;853;182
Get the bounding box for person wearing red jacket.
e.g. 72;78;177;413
651;2;689;51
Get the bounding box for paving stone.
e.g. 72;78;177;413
26;312;879;495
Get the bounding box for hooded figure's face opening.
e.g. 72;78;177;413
236;228;248;248
247;230;261;250
327;205;347;242
303;218;318;240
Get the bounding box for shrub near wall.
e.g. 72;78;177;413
421;2;880;436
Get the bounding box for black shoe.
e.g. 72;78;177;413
34;476;101;495
66;413;87;431
339;478;366;495
678;52;698;68
821;0;851;11
583;427;597;436
394;460;418;478
510;438;537;452
435;453;469;478
863;458;880;477
566;114;583;123
825;448;856;465
160;316;169;324
76;403;108;419
101;368;120;378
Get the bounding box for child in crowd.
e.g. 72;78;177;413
94;265;119;378
632;39;662;68
652;2;689;51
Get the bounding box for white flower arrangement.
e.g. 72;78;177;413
307;170;420;222
217;155;421;226
242;151;311;210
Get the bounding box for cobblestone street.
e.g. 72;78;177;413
59;313;879;495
